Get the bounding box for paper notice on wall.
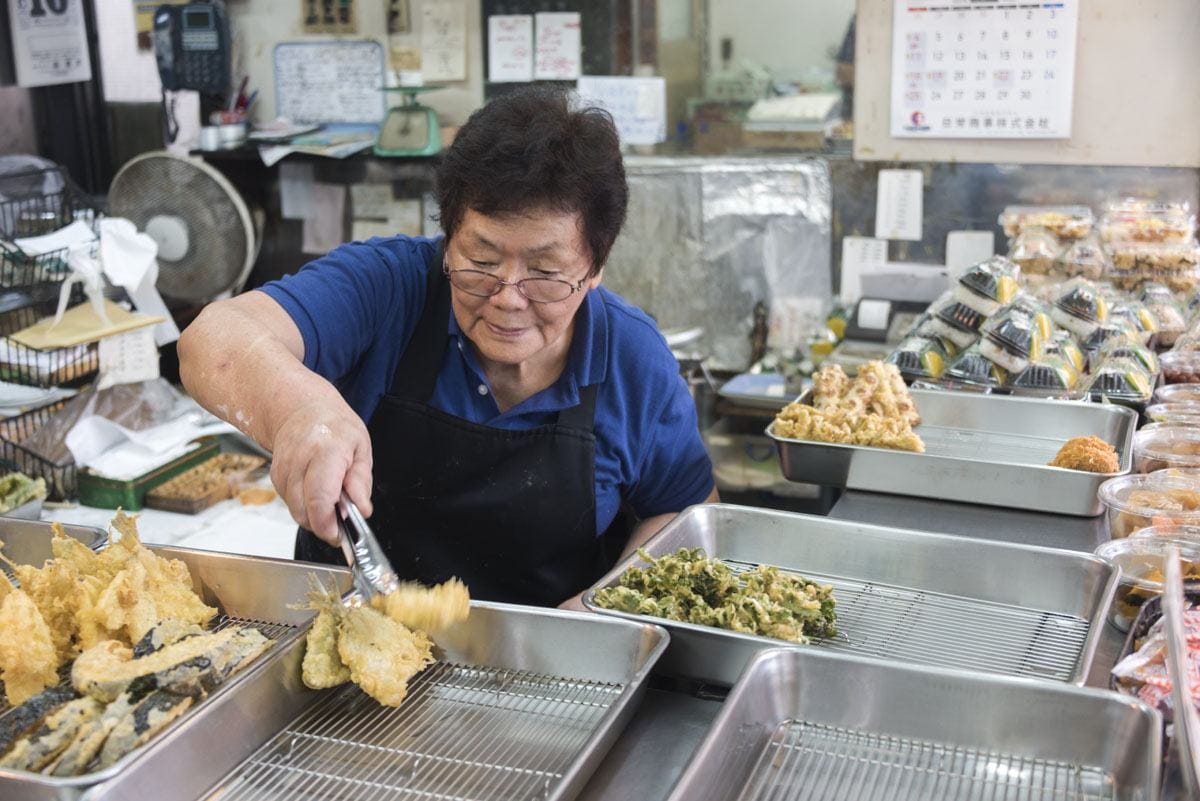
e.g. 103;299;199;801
351;220;396;241
575;76;666;146
875;169;923;242
350;183;393;220
421;0;466;82
388;199;423;237
534;12;581;80
98;327;160;391
422;193;441;237
279;162;314;221
8;0;92;87
840;236;888;305
945;230;995;278
488;15;533;83
301;183;346;255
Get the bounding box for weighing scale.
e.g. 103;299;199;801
375;86;444;157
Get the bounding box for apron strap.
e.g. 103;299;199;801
389;244;449;402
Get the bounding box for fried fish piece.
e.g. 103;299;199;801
0;697;104;772
93;690;193;770
1049;435;1120;473
0;685;76;757
337;606;434;707
371;577;470;633
303;607;351;689
0;587;60;705
45;690;140;776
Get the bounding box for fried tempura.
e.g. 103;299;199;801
337;606;434;707
1049;435;1120;473
299;578;351;689
371;577;470;633
0;588;59;705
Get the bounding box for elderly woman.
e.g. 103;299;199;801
179;88;716;607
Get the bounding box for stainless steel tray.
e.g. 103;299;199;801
767;388;1138;516
583;504;1117;687
97;603;667;801
666;647;1162;801
0;531;351;801
0;519;105;577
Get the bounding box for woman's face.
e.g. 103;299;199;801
447;208;602;368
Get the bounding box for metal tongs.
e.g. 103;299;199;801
337;492;400;601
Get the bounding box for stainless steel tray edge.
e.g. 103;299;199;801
665;647;1163;801
0;544;351;801
766;389;1137;517
583;504;1118;687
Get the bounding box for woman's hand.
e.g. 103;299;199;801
268;401;374;546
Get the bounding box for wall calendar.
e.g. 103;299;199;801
890;0;1079;139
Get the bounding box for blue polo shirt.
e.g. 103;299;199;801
259;234;714;534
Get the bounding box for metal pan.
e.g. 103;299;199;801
767;388;1137;516
667;647;1162;801
96;603;667;801
0;518;105;572
584;504;1117;686
0;533;351;801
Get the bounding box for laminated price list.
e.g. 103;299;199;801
890;0;1079;139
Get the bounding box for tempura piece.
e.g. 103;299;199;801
0;589;60;705
299;578;351;689
1049;435;1120;473
11;560;90;663
371;577;470;633
0;697;104;772
337;606;434;707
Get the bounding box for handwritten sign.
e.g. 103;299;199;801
421;0;466;82
534;12;581;80
488;14;533;83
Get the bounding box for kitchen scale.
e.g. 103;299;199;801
375;85;444;157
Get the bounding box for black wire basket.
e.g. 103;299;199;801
0;398;76;501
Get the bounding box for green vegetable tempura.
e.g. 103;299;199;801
593;547;837;643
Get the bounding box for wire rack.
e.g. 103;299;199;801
209;662;627;801
0;398;76;500
737;720;1119;801
724;560;1090;681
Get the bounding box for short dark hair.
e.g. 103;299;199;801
436;87;628;274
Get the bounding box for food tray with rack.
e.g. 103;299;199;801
665;647;1161;801
767;388;1137;516
0;520;351;801
108;602;667;801
0;400;75;501
584;504;1117;687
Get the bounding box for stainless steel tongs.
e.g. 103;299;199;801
337;492;400;601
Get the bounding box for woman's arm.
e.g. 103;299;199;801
178;291;373;544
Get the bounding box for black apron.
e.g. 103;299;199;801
296;251;626;606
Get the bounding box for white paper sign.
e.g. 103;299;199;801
8;0;92;87
279;162;314;220
575;76;667;146
488;15;533;83
875;170;923;242
350;183;393;220
421;0;466;82
945;230;995;277
857;299;892;332
98;328;160;391
534;12;581;80
840;236;888;305
890;0;1079;139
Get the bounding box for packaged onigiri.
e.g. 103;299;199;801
944;343;1008;388
954;257;1021;316
928;297;985;349
1047;329;1086;373
979;310;1042;374
1098;338;1159;376
1081;321;1138;360
1145;297;1188;347
1055;235;1110;280
1050;279;1109;339
1085;357;1154;404
1108;300;1159;345
886;336;949;381
1010;354;1080;392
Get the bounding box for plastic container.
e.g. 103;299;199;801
942;343;1008;389
1154;382;1200;403
978;310;1041;373
1144;402;1200;425
1145;299;1189;346
1050;279;1109;339
954;258;1020;316
1054;235;1110;280
1159;350;1200;384
1173;328;1200;352
1007;226;1061;276
1008;354;1079;392
1000;205;1094;239
886;336;949;381
1049;330;1086;373
928;298;984;349
1132;427;1200;473
1097;338;1158;376
1130;523;1200;543
1080;323;1137;362
1084;357;1153;405
1108;301;1159;345
1100;200;1195;244
1093;535;1200;631
1098;472;1200;540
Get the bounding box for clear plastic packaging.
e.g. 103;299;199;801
1055;235;1110;280
1048;329;1086;373
1007;226;1062;276
886;336;949;381
953;258;1021;317
928;298;985;349
1098;338;1159;376
979;310;1042;373
1145;402;1200;425
1000;205;1094;239
1098;472;1200;540
1009;354;1080;392
1131;523;1200;543
1173;329;1200;352
942;343;1008;388
1145;298;1189;346
1080;322;1138;361
1108;240;1200;293
1155;383;1200;404
1132;427;1200;473
1108;300;1159;345
1101;199;1195;244
1093;535;1200;631
1085;356;1154;405
1050;279;1109;339
1160;350;1200;384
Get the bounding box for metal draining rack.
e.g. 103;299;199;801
210;661;627;801
0;613;295;718
739;720;1118;801
723;560;1089;681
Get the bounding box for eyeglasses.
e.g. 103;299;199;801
443;259;588;304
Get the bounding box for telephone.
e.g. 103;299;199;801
153;2;231;93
